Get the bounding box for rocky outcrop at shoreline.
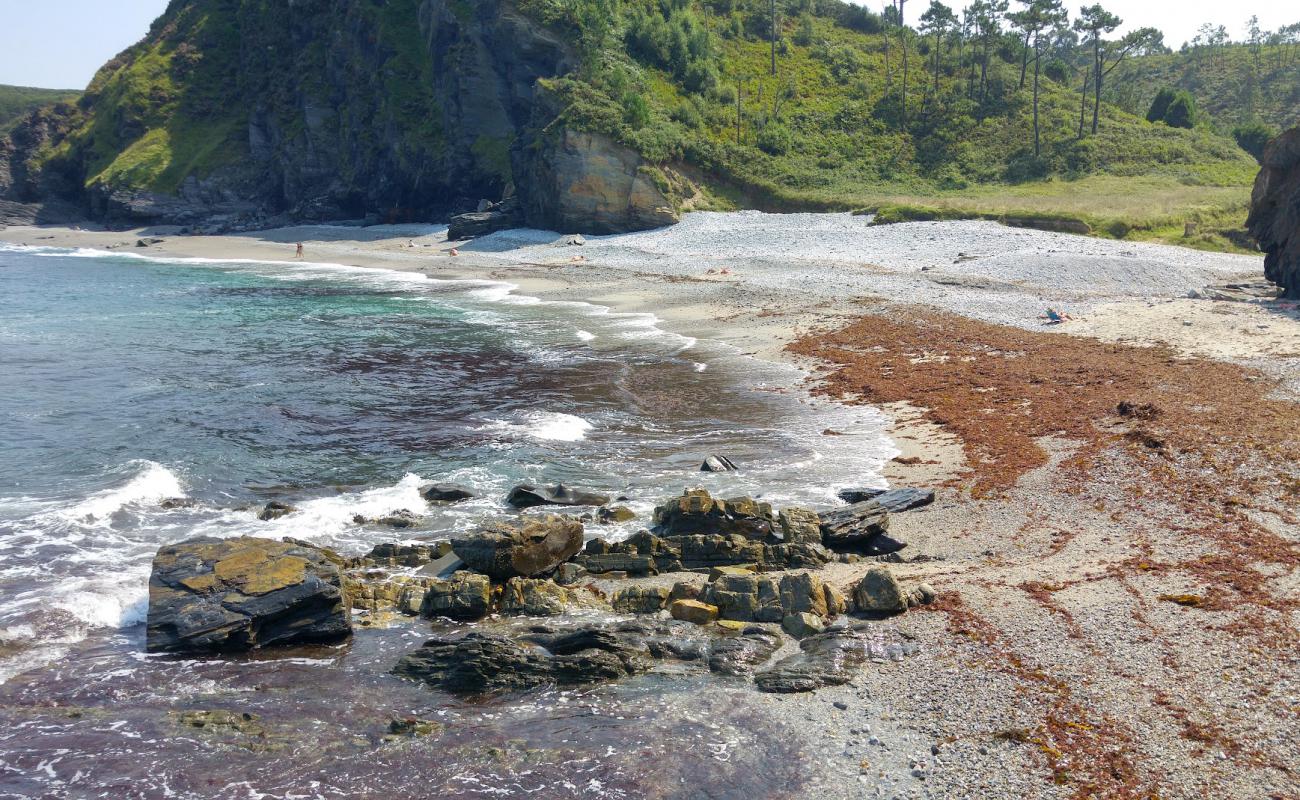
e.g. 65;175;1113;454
1247;126;1300;299
146;537;351;653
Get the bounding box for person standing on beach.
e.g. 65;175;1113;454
295;242;304;259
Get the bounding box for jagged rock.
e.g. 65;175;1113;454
767;542;833;569
819;501;891;548
505;483;611;509
393;628;647;694
580;553;657;576
363;543;436;567
385;718;443;739
671;534;768;569
451;515;584;580
359;509;418;528
700;455;738;472
709;565;759;580
514;123;681;235
419;572;492;621
702;573;783;623
778;507;822;544
824;584;848;617
670;599;719;625
257;501;295;521
159;497;197;510
597;505;636;524
836;487;885;504
419;484;475;504
651;489;774;538
1247;126;1300;298
500;577;569;616
146;537;351;653
555;563;588;586
853;567;909;615
669;581;701;602
446;198;523;240
779;573;830;618
869;488;935;513
783;612;826;638
612;586;669;614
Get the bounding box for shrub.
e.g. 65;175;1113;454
1146;87;1176;123
757;123;792;155
1163;92;1196;129
1232;121;1277;163
622;91;651;129
1043;58;1070;84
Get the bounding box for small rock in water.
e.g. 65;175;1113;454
700;455;738;472
419;484;475;504
505;483;611;509
256;500;296;521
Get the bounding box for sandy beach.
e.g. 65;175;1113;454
4;214;1299;799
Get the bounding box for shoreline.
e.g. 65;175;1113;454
3;215;1299;798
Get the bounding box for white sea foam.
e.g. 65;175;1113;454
479;412;594;443
576;330;596;342
59;461;184;524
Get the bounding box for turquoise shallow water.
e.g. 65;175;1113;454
0;241;893;797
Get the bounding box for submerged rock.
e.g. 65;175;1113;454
756;625;912;693
256;501;295;521
505;483;611;509
707;627;784;676
451;515;584;580
146;537;351;653
393;628;647;694
419;484;475;504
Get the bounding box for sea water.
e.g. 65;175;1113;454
0;241;894;797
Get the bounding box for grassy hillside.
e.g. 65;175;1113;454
527;0;1258;248
1112;42;1300;134
0;85;79;134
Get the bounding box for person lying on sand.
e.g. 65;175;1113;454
1039;307;1072;324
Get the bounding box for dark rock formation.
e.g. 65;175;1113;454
257;501;295;521
146;537;351;653
451;515;584;580
651;489;775;538
419;484;475;504
819;501;895;553
700;455;738;472
1247;127;1300;299
706;628;784;676
755;625;919;693
836;487;935;512
505;483;611;509
419;571;492;620
446;198;524;240
393;628;647;694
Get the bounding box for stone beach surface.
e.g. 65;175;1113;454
4;213;1299;799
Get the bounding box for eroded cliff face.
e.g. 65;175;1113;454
0;0;681;234
1247;127;1300;299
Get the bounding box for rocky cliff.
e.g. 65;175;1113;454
0;0;682;234
1247;127;1300;299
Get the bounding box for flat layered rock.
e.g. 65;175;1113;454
146;536;351;653
505;483;611;509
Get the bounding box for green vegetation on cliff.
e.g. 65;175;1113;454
0;85;79;134
517;0;1259;247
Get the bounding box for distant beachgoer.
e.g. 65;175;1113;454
1039;307;1072;324
449;248;459;257
295;242;304;259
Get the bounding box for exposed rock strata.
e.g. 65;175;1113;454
1247;126;1300;298
146;536;351;653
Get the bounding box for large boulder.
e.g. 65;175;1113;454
446;198;523;240
853;567;909;615
146;537;351;653
451;515;584;580
1247;126;1300;299
499;577;570;616
505;483;611;509
819;501;896;553
836;487;935;513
